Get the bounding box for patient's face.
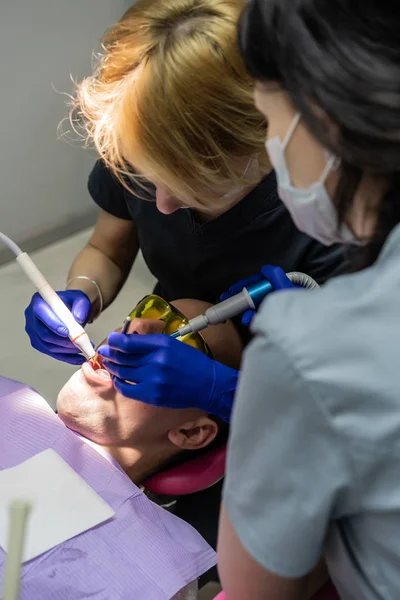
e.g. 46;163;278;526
57;319;207;447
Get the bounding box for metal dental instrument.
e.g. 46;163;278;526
170;271;319;338
121;316;132;334
3;499;32;600
0;232;95;361
90;316;132;370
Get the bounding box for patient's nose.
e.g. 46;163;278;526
127;318;165;335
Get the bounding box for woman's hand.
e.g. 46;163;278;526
25;290;92;365
221;265;296;326
97;333;238;422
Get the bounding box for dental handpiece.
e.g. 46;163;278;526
0;232;95;361
170;271;319;338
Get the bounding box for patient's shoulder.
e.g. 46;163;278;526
0;375;36;400
0;375;56;426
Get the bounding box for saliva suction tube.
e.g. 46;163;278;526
0;232;95;361
170;271;319;338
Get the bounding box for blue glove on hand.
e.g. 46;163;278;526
220;264;296;326
25;290;92;365
97;333;238;422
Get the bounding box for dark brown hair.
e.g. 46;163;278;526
240;0;400;267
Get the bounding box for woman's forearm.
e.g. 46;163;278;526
66;211;139;320
66;242;137;319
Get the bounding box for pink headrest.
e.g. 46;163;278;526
143;445;227;496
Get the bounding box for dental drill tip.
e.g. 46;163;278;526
170;330;181;339
89;354;103;370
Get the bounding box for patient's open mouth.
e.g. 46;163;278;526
90;354;104;370
82;359;112;385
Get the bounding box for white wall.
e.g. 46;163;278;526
0;0;126;257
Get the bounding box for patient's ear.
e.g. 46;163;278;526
168;416;218;450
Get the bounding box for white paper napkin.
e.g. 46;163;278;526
0;449;115;562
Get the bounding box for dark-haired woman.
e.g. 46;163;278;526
217;1;400;599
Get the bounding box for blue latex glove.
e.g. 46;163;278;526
97;333;238;422
220;264;296;326
25;290;92;365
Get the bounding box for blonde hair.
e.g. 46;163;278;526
72;0;268;211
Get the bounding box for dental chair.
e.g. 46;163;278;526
144;450;339;600
144;443;226;587
218;584;340;599
143;444;226;496
213;586;340;600
212;580;339;599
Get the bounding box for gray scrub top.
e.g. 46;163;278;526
223;223;400;600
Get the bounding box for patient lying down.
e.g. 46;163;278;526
57;298;242;486
0;299;242;600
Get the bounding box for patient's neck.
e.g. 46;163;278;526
71;428;180;485
102;442;180;485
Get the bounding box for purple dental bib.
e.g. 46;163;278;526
0;376;216;599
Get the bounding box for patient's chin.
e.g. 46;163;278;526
57;401;116;446
56;373;116;444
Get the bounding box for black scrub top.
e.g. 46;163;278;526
87;160;345;582
89;160;344;311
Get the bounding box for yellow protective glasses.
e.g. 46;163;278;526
128;295;212;357
91;294;212;369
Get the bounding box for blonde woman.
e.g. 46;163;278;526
26;0;342;364
24;0;343;582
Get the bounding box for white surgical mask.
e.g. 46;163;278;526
266;113;358;246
